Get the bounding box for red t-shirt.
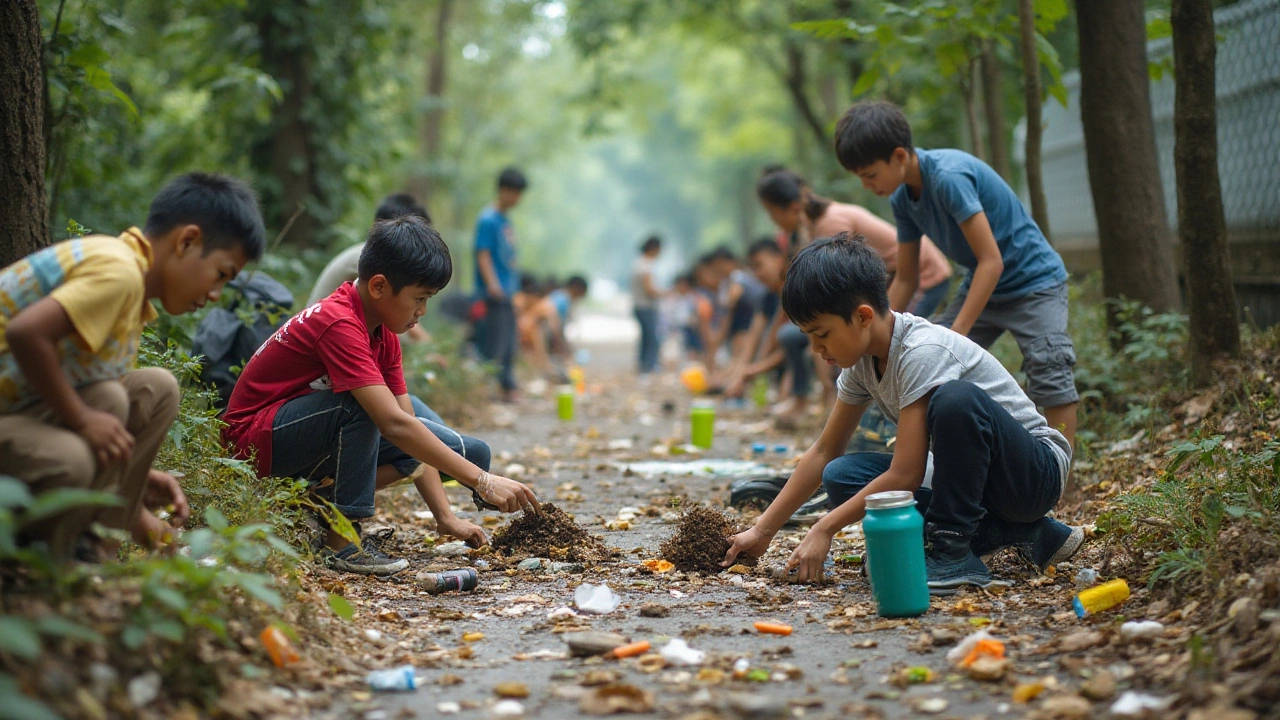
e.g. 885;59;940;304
223;282;407;475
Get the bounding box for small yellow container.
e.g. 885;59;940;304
1073;578;1130;618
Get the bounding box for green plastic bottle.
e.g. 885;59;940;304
752;375;769;408
863;490;930;618
557;387;574;421
690;403;715;449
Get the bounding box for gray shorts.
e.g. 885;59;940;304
934;282;1079;408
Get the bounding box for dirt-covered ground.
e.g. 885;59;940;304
268;336;1279;720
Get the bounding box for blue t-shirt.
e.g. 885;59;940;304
890;149;1066;301
548;288;571;323
473;206;518;297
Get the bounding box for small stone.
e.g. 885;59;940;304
725;692;788;720
1229;597;1260;637
494;682;529;698
563;631;629;657
1039;695;1092;719
579;670;622;686
127;672;161;708
910;697;949;714
436;702;461;714
929;627;961;645
966;657;1009;682
639;602;670;618
1058;630;1106;653
1079;671;1116;701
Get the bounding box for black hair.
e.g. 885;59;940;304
497;167;528;191
834;101;914;171
709;245;738;263
759;163;788;178
144;172;265;261
640;235;662;254
747;237;784;258
757;170;832;221
780;232;888;325
375;193;431;224
674;273;693;287
566;275;589;292
358;215;452;293
519;272;546;295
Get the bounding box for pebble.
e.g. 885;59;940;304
639;602;670;618
494;682;529;698
1039;695;1092;719
563;631;629;657
966;656;1009;681
1079;670;1117;701
1058;630;1107;652
725;692;788;720
1229;597;1260;637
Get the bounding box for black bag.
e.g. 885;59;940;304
728;474;829;525
191;272;295;409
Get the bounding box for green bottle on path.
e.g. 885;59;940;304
690;402;715;449
863;490;930;618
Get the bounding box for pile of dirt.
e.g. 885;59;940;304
491;504;610;562
660;503;757;574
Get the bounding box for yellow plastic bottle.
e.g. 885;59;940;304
1072;578;1130;618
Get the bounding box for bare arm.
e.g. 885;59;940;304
888;241;921;311
950;212;1004;337
476;250;505;300
351;384;538;513
5;297;133;467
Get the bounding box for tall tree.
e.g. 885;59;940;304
1172;0;1238;383
1018;0;1051;240
981;39;1011;180
410;0;454;202
1076;0;1180;320
0;0;48;267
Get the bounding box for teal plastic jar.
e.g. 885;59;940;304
863;490;930;618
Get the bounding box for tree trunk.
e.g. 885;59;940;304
981;39;1011;180
409;0;453;202
250;5;320;248
1018;0;1051;242
1076;0;1181;321
783;41;830;149
1172;0;1238;384
0;0;48;268
962;62;986;161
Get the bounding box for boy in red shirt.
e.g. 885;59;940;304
224;216;538;575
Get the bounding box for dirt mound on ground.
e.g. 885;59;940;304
491;504;609;562
660;503;757;574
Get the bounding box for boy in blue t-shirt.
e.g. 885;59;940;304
474;167;527;402
834;102;1078;446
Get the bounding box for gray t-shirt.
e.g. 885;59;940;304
837;312;1071;487
307;243;364;306
631;256;657;309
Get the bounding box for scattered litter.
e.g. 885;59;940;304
965;656;1009;682
610;640;651;658
753;621;793;636
494;682;529;698
733;658;751;679
1119;620;1164;641
574;584;623;614
492;699;525;716
367;666;418;692
564;632;630;657
945;629;1001;667
1012;681;1046;703
260;626;300;668
579;684;654;715
517;557;584;573
641;558;675;573
462;632;485;642
1074;568;1099;586
127;672;161;708
548;607;579;620
607;439;634;450
910;697;949;714
1110;691;1173;717
418;568;479;594
437;702;461;714
615;459;769;477
434;541;470;557
413;510;434;520
1073;578;1130;617
659;638;706;666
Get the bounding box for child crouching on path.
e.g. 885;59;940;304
0;173;263;559
224;216;539;576
723;234;1082;593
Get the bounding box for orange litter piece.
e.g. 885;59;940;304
960;638;1005;667
611;640;652;658
753;622;793;636
259;626;300;668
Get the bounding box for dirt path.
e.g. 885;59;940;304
316;330;1173;720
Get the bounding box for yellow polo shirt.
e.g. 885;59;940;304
0;228;158;412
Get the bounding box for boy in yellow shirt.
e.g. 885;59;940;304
0;172;264;559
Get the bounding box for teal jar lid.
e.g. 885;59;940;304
866;490;915;509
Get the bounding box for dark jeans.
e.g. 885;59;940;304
270;390;491;519
634;307;660;373
778;322;812;398
822;380;1062;544
911;280;951;320
480;298;518;392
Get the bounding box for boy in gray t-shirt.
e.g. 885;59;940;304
723;233;1083;593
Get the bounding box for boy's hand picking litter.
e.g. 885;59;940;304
786;527;834;583
722;525;773;567
143;469;191;528
438;516;489;548
476;471;540;515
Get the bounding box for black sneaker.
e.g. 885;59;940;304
925;551;993;595
1022;518;1085;572
324;543;409;576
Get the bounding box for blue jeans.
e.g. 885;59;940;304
634;307;660;373
777;322;812;398
270;390;491;519
481;298;518;392
821;380;1061;543
910;280;951;320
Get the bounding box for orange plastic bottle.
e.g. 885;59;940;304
260;626;300;667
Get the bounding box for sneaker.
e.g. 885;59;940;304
1022;518;1085;572
324;543;409;576
926;551;994;595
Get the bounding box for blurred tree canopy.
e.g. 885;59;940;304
29;0;1230;290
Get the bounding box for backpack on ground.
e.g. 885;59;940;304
191;272;295;409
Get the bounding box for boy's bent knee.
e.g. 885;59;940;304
79;380;130;421
128;367;181;421
466;437;492;473
927;380;984;421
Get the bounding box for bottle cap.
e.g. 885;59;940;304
865;490;916;509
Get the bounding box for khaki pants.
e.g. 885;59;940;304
0;368;179;558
